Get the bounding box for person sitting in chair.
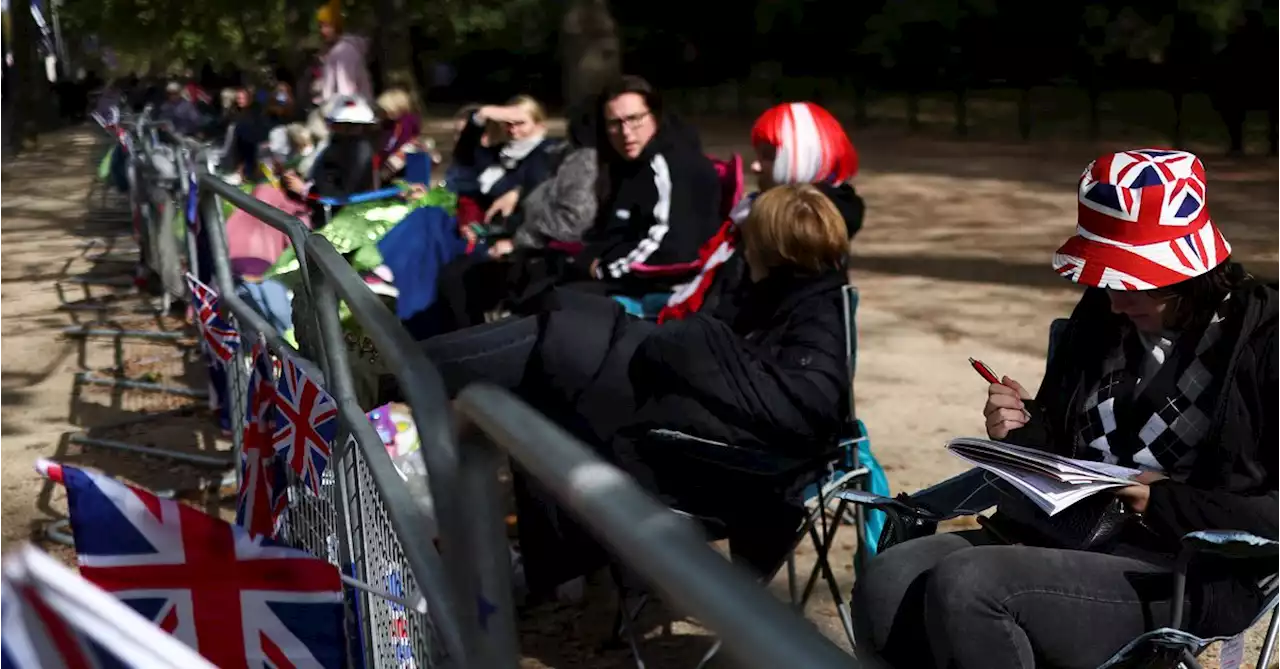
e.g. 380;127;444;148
852;149;1277;669
660;100;864;324
419;183;853;593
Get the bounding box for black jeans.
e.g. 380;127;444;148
852;531;1189;669
418;314;540;397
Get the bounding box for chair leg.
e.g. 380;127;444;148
785;552;799;608
799;499;847;607
1180;647;1203;669
694;639;723;669
1257;606;1280;669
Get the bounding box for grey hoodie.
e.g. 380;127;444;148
321;34;372;103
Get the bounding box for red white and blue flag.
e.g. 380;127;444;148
37;459;347;669
185;273;241;364
237;336;289;538
2;545;218;669
273;357;339;495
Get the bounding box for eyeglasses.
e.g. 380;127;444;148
605;111;651;134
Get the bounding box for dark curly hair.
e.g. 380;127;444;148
1160;261;1253;329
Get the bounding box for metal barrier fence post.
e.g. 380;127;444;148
196;175;473;668
302;236;478;666
453;384;858;669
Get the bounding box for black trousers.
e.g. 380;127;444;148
851;531;1217;669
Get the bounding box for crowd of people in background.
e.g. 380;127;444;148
79;1;1277;667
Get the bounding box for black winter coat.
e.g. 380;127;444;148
1006;273;1277;635
452;116;560;211
523;269;850;473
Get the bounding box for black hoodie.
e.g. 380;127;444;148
581;116;722;289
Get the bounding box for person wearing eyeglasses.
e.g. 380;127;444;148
572;76;722;298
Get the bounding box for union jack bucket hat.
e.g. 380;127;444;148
1053;149;1231;290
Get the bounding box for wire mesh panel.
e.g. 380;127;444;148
196;177;455;667
345;434;443;669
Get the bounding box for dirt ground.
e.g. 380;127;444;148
2;124;1276;667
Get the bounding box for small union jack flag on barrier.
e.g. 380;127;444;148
236;336;289;538
184;273;240;364
273;357;339;495
36;459;346;669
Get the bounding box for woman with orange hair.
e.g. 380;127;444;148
659;101;864;322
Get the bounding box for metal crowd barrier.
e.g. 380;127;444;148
453;386;856;669
196;169;859;669
196;174;470;668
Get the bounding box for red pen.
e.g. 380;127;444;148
969;357;1002;385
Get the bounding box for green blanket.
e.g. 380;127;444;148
265;186;456;284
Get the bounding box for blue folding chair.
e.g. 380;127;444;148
834;318;1280;669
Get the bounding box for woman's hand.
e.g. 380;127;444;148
485;189;520;223
282;171;306;195
488;239;515;259
983;376;1032;440
1115;471;1169;513
402;183;428;201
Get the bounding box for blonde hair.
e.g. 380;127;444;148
742;184;848;273
285;123;313;152
376;88;416;120
506;94;547;124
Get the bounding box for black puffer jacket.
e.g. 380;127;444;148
522;269;850;458
1007;270;1277;635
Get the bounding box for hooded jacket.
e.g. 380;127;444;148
660;181;864;323
1006;271;1277;635
321;35;372;102
582;117;722;287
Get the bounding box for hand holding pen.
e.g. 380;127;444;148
971;358;1033;440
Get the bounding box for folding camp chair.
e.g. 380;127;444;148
613;284;880;667
834;318;1280;669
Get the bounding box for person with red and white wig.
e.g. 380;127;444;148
659;101;864;323
853;148;1277;669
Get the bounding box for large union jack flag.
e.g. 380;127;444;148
273;358;339;495
37;459;347;669
185;273;241;364
237;337;289;538
2;546;218;669
1054;149;1230;290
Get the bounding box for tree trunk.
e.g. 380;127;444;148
560;0;621;110
8;2;50;152
373;0;421;105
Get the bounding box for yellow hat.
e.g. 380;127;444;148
316;1;342;28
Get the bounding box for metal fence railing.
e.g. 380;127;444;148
194;168;861;669
196;174;471;668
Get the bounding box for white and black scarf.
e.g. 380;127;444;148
478;133;546;195
1076;294;1236;473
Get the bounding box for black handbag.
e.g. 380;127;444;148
992;492;1132;551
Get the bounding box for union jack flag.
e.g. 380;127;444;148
1055;149;1230;290
2;546;218;669
184;273;240;363
36;459;347;669
273;358;339;495
237;337;288;538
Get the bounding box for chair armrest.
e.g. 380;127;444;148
1179;530;1279;561
313;186;406;207
833;468;1005;521
644;429;835;478
628;261;702;279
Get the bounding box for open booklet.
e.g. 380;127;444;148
946;437;1141;517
